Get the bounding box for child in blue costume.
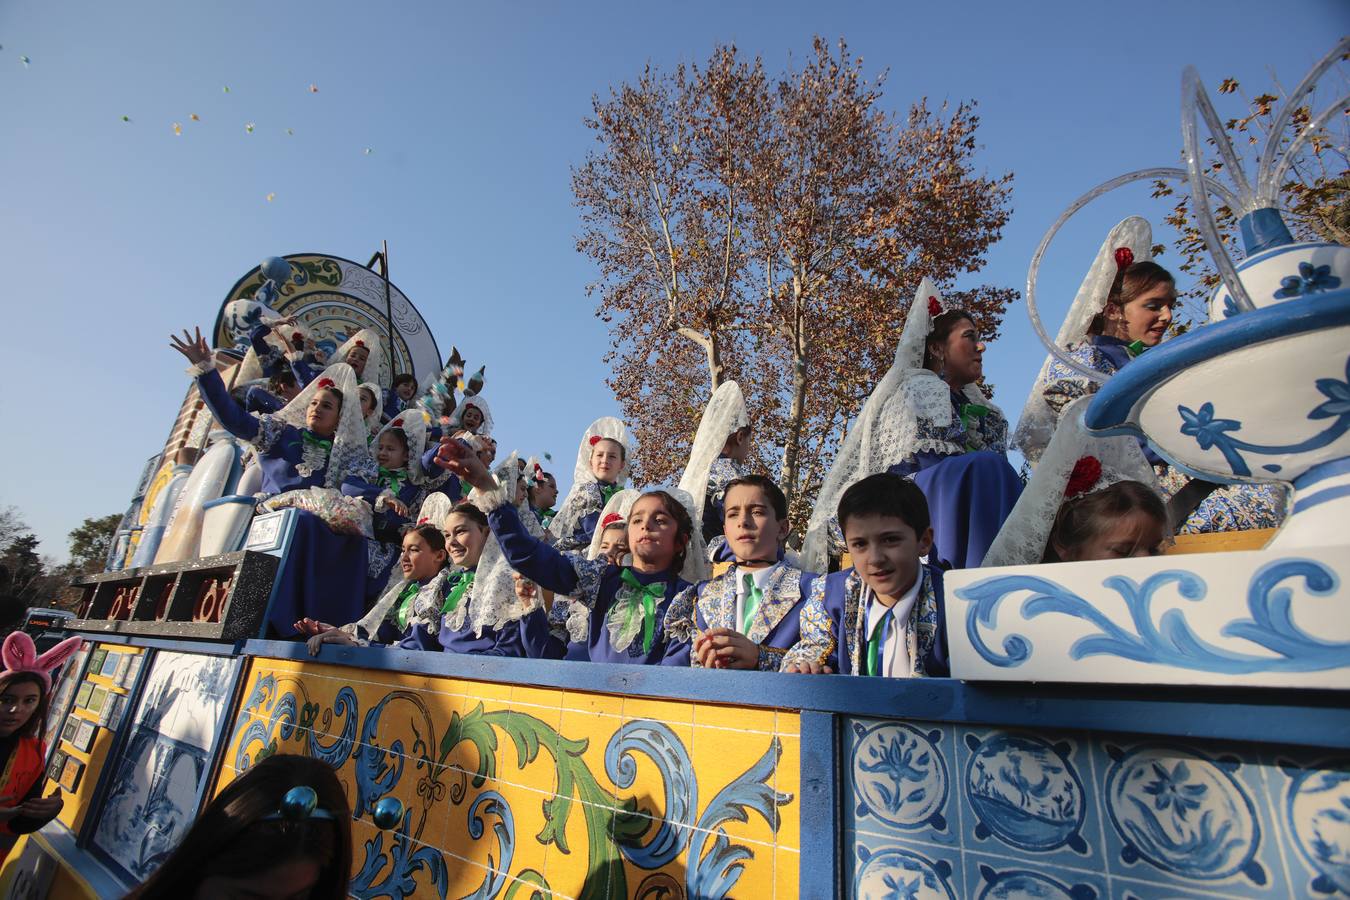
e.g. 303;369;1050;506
384;373;418;421
300;518;524;656
802;281;1022;573
547;417;632;552
293;328;379;389
436;439;701;665
342;413;454;600
1016;220;1285;534
664;475;816;671
244;370;299;415
785;473;948;678
525;461;558;529
170;328;375;637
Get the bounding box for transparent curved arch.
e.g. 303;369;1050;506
1025;167;1237;383
1258;36;1350;203
1183;66;1257;316
1262;91;1350;203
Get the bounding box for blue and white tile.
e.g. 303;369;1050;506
845;718;958;849
955;727;1105;870
1094;738;1283;896
850;829;964;900
1256;748;1350;898
963;853;1107;900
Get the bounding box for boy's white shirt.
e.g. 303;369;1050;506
733;560;783;634
861;575;921;678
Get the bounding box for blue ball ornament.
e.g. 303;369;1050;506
260;256;292;284
372;797;404;830
278;786;319;821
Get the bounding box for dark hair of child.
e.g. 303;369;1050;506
724;475;788;521
837;472;932;537
318;386;345;411
402;522;449;553
392;373;417;389
1088;261;1176;336
1042;479;1168;563
527;472;555;507
922;308;976;371
595;437;626;461
382;427;410;454
638;490;693;574
0;671;50;739
268;369;297;394
126;754;353;900
447;502;489;530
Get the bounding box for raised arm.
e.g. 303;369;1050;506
170;327;259;441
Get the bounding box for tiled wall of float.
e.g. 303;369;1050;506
844;717;1349;899
217;656;801;900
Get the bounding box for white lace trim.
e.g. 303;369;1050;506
548;416;631;544
586;489;640;559
260;362;374;490
676;381;750;527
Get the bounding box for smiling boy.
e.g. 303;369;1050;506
664;475;817;671
783;472;949;677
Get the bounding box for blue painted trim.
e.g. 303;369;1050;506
240;640;1350;750
1226;239;1333;272
68;632;245;657
1293;483;1350;515
201;494;255;510
1294;457;1350;489
1085;291;1350;434
798;711;840;900
29;825;127;898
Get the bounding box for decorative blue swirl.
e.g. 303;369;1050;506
1176;355;1350;476
687;737;793;899
230;674;285;770
279;685;357;769
351;802;449;900
957;559;1348;673
459;792;515;900
604;721;697;868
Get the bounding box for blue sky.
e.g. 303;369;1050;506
1;1;1344;561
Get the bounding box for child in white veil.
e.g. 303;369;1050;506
676;381;751;552
546;416;632;551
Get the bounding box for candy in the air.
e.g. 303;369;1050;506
222;85;230;93
363;147;373;155
172;122;182;136
121;115;131;123
285;128;294;136
309;83;319;93
266;193;276;203
190;113;200;121
245;122;255;134
20;55;31;67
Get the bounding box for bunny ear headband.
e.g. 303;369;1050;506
1;632;84;692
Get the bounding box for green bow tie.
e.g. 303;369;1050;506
599;482;622;507
618;568;664;654
394;581;421;631
301;431;333;453
379;466;409;493
740;571;763;634
442;569;475;614
1125;339;1148;358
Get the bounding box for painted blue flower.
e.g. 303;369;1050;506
1310;359;1350;420
1274;261;1342;299
860;734;928;812
1222;294;1240;318
882;872;923;900
1142;760;1207;821
1178;402;1241;449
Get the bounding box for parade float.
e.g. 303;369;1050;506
1;43;1346;900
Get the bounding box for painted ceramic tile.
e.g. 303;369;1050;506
962;853;1108;900
1256;750;1350;897
851;829;965;899
90;651;241;883
943;547;1350;689
846;718;958;849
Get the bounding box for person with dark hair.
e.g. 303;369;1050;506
436;440;697;665
1044;480;1169;563
526;463;558;530
384;372;419;420
0;632;82;861
298;512;526;657
803;285;1023;573
244;368;301;414
785;473;948;678
126;754;352;899
664;475;816;671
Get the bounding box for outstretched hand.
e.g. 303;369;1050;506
433;437;495;492
169;327;213;366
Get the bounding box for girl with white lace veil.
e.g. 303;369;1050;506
455;394;494;436
984;396;1163;566
342;411;456;601
801;279;1023;572
170;327;377;636
1017;217;1285;534
434;438;703;665
300;518;528;657
296;328;385;390
676;381;752;549
546;416;633;552
358;382;384;439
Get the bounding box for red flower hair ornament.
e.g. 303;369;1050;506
588;435;602;447
600;513;624;529
353;340;366;349
1114;247;1134;271
391;418;404;428
316;377;336;390
927;295;942;317
1065;456;1103;498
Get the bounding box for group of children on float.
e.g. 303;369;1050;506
168;216;1282;682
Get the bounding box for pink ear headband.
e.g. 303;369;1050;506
1;632;84;693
